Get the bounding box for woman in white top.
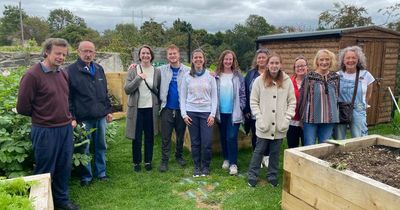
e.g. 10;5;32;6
180;49;217;177
334;46;375;139
124;45;161;172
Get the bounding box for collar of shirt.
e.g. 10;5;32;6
40;62;60;73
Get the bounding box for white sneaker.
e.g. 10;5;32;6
262;156;269;168
222;160;229;170
229;164;238;175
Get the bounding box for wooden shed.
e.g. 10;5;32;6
256;26;400;125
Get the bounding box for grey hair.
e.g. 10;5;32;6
41;38;70;58
338;46;367;71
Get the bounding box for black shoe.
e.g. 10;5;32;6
80;180;91;187
133;164;141;172
159;162;168;172
201;167;210;177
144;163;152;171
193;167;201;177
98;175;109;181
268;179;278;187
55;202;80;210
176;157;187;167
248;179;257;187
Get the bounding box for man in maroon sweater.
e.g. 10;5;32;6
17;38;79;210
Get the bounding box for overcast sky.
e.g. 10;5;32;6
1;0;398;33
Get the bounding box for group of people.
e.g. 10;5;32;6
16;36;374;209
124;44;375;188
17;38;112;210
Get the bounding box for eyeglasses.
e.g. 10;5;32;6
295;64;307;69
79;49;95;54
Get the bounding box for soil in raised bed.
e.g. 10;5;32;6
322;145;400;189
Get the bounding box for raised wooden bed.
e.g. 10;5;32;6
23;173;53;210
282;135;400;210
181;126;251;153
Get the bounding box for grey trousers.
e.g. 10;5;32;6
160;108;186;162
248;138;282;183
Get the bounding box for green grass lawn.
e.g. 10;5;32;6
69;120;284;210
69;121;394;210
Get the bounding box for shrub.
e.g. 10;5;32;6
0;67;33;178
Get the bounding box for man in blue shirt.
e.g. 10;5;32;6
158;44;190;172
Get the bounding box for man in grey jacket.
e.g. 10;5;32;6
159;44;190;172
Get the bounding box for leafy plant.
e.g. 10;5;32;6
105;120;120;144
72;124;95;167
72;120;120;167
0;67;32;178
391;97;400;136
0;178;35;210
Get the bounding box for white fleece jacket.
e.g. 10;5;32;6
250;71;296;140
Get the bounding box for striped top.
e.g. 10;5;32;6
298;71;340;123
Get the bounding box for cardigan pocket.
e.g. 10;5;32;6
277;118;290;133
256;118;269;133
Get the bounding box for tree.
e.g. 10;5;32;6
0;5;28;45
47;9;86;32
52;24;100;48
244;14;275;38
224;15;275;70
379;3;400;31
23;16;50;45
172;18;193;33
318;2;373;29
140;18;165;47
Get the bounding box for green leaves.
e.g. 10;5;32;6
0;67;33;177
0;178;34;210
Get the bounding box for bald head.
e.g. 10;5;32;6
77;41;96;65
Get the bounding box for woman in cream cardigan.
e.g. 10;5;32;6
247;52;296;187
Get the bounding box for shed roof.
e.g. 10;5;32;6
256;26;400;43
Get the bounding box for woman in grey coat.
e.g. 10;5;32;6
124;45;161;172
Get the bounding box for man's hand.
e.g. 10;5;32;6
71;120;77;128
106;113;113;123
128;63;137;70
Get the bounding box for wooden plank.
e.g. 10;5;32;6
112;111;126;120
294;135;377;158
21;173;53;210
284;136;400;210
281;190;315;210
106;72;128;113
289;173;364;210
376;136;400;148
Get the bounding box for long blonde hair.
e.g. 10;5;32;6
215;50;240;76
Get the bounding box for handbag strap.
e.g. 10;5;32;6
138;65;158;96
350;70;360;108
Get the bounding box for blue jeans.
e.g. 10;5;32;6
81;117;107;181
218;113;239;165
334;107;368;139
303;123;334;145
31;124;73;206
